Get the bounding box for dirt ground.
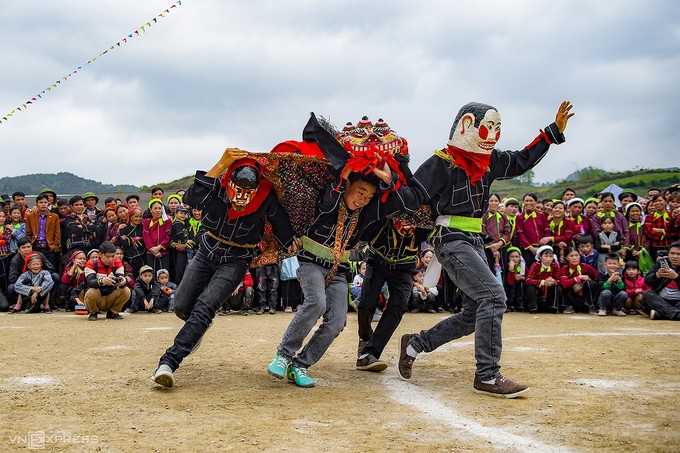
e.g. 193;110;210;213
1;309;679;452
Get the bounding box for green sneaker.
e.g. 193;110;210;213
287;365;315;388
267;354;291;379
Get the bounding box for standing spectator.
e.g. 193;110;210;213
594;217;622;272
482;193;511;277
525;245;562;314
170;205;190;284
567;198;590;245
504;198;521;242
24;194;61;273
6;206;26;252
143;199;172;276
82;192;101;221
167;194;182;218
591;192;629;244
83;241;130;321
622;260;649;316
12;192;28;221
56;199;72;268
643;241;680;320
187;208;202;261
12;252;54;313
143;188;171;219
562;188;576;203
515;193;549;268
102;207;120;244
618;190;638;214
541;199;554;217
116;204;129;225
643;194;679;260
0;194;10;221
125;194;140;210
38;188;58;211
255;263;280;314
119;207;146;278
624;202;646;263
64;196;97;256
559;247;598;314
584;198;599;218
0;210;12;302
596;253;627;316
541;200;574;264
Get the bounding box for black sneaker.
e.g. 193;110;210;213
106;311;124;320
88;312;99;321
473;376;529;398
356;354;388;372
357;339;368;358
397;334;416;381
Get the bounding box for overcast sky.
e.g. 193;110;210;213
1;0;678;188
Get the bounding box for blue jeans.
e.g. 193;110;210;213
597;290;627;311
409;239;506;381
277;262;348;369
158;250;248;371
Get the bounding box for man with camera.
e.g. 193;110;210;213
643;241;680;320
83;241;131;321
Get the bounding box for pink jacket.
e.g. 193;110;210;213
624;275;650;297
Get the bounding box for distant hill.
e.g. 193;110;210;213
139;176;194;193
0;172;139;196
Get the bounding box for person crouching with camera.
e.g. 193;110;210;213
83;241;131;321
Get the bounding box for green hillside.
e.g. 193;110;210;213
0;172;139;196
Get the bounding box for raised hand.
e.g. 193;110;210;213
555;101;575;133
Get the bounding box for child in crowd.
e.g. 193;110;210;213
119;206;146;278
116;204;129;225
170;205;190;284
559;247;599;314
408;269;438;313
143;199;172;275
622;260;649;316
12;252;54;313
596;253;627;316
350;261;367;310
504;247;526;312
566;198;591;244
578;235;599;269
219;270;255;316
624;202;645;263
595;217;622;272
525;245;561;314
133;265;162;313
156;269;177;312
60;250;87;311
186;209;202;262
7;206;26;252
591;192;629;244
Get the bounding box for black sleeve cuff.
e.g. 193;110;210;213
379;173;400;192
545;122;566;145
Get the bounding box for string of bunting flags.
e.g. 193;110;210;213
0;1;182;126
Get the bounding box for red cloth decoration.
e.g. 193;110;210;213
338;143;407;202
220;158;273;221
445;145;491;184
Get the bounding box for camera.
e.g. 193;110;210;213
111;276;125;284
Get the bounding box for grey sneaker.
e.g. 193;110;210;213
473;376;529;398
356;354;388;372
397;334;416;381
152;364;174;388
357;339;368;358
612;309;627;317
562;306;575;314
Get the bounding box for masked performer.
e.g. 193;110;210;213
152;149;297;388
395;101;574;398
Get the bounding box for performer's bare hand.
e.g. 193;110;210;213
555;101;575;133
372;158;393;184
206;147;249;177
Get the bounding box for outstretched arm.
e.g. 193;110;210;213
206;148;249;178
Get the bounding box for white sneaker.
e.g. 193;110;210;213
597;309;607;316
152;364;174;388
613;310;627;316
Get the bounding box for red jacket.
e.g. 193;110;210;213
559;262;598;289
143;218;172;254
515;210;549;249
624;275;650;297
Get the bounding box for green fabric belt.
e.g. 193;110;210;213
372;249;418;265
301;236;350;263
439;215;482;233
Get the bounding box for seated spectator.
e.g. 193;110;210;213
7;206;26;252
644;194;679;260
6;237;60;308
622;260;649;316
525;245;562;314
596;253;627;316
132;265;161;314
114;246;135;311
408;269;438;313
156;269;177;312
504;247;526;312
83;241;130;321
219;270;254;316
642;241;680;320
25;193;61;271
595;217;622;272
60;250;87;311
12;252;54;313
351;261;367;310
559;247;598;314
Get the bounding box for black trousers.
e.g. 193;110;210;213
526;285;563;313
357;262;413;359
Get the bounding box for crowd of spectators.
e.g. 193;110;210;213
1;183;679;321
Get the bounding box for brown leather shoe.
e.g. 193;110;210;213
397;334;416;381
357;339;368;358
473;376;529;398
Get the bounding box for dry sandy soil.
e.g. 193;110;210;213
1;309;678;452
